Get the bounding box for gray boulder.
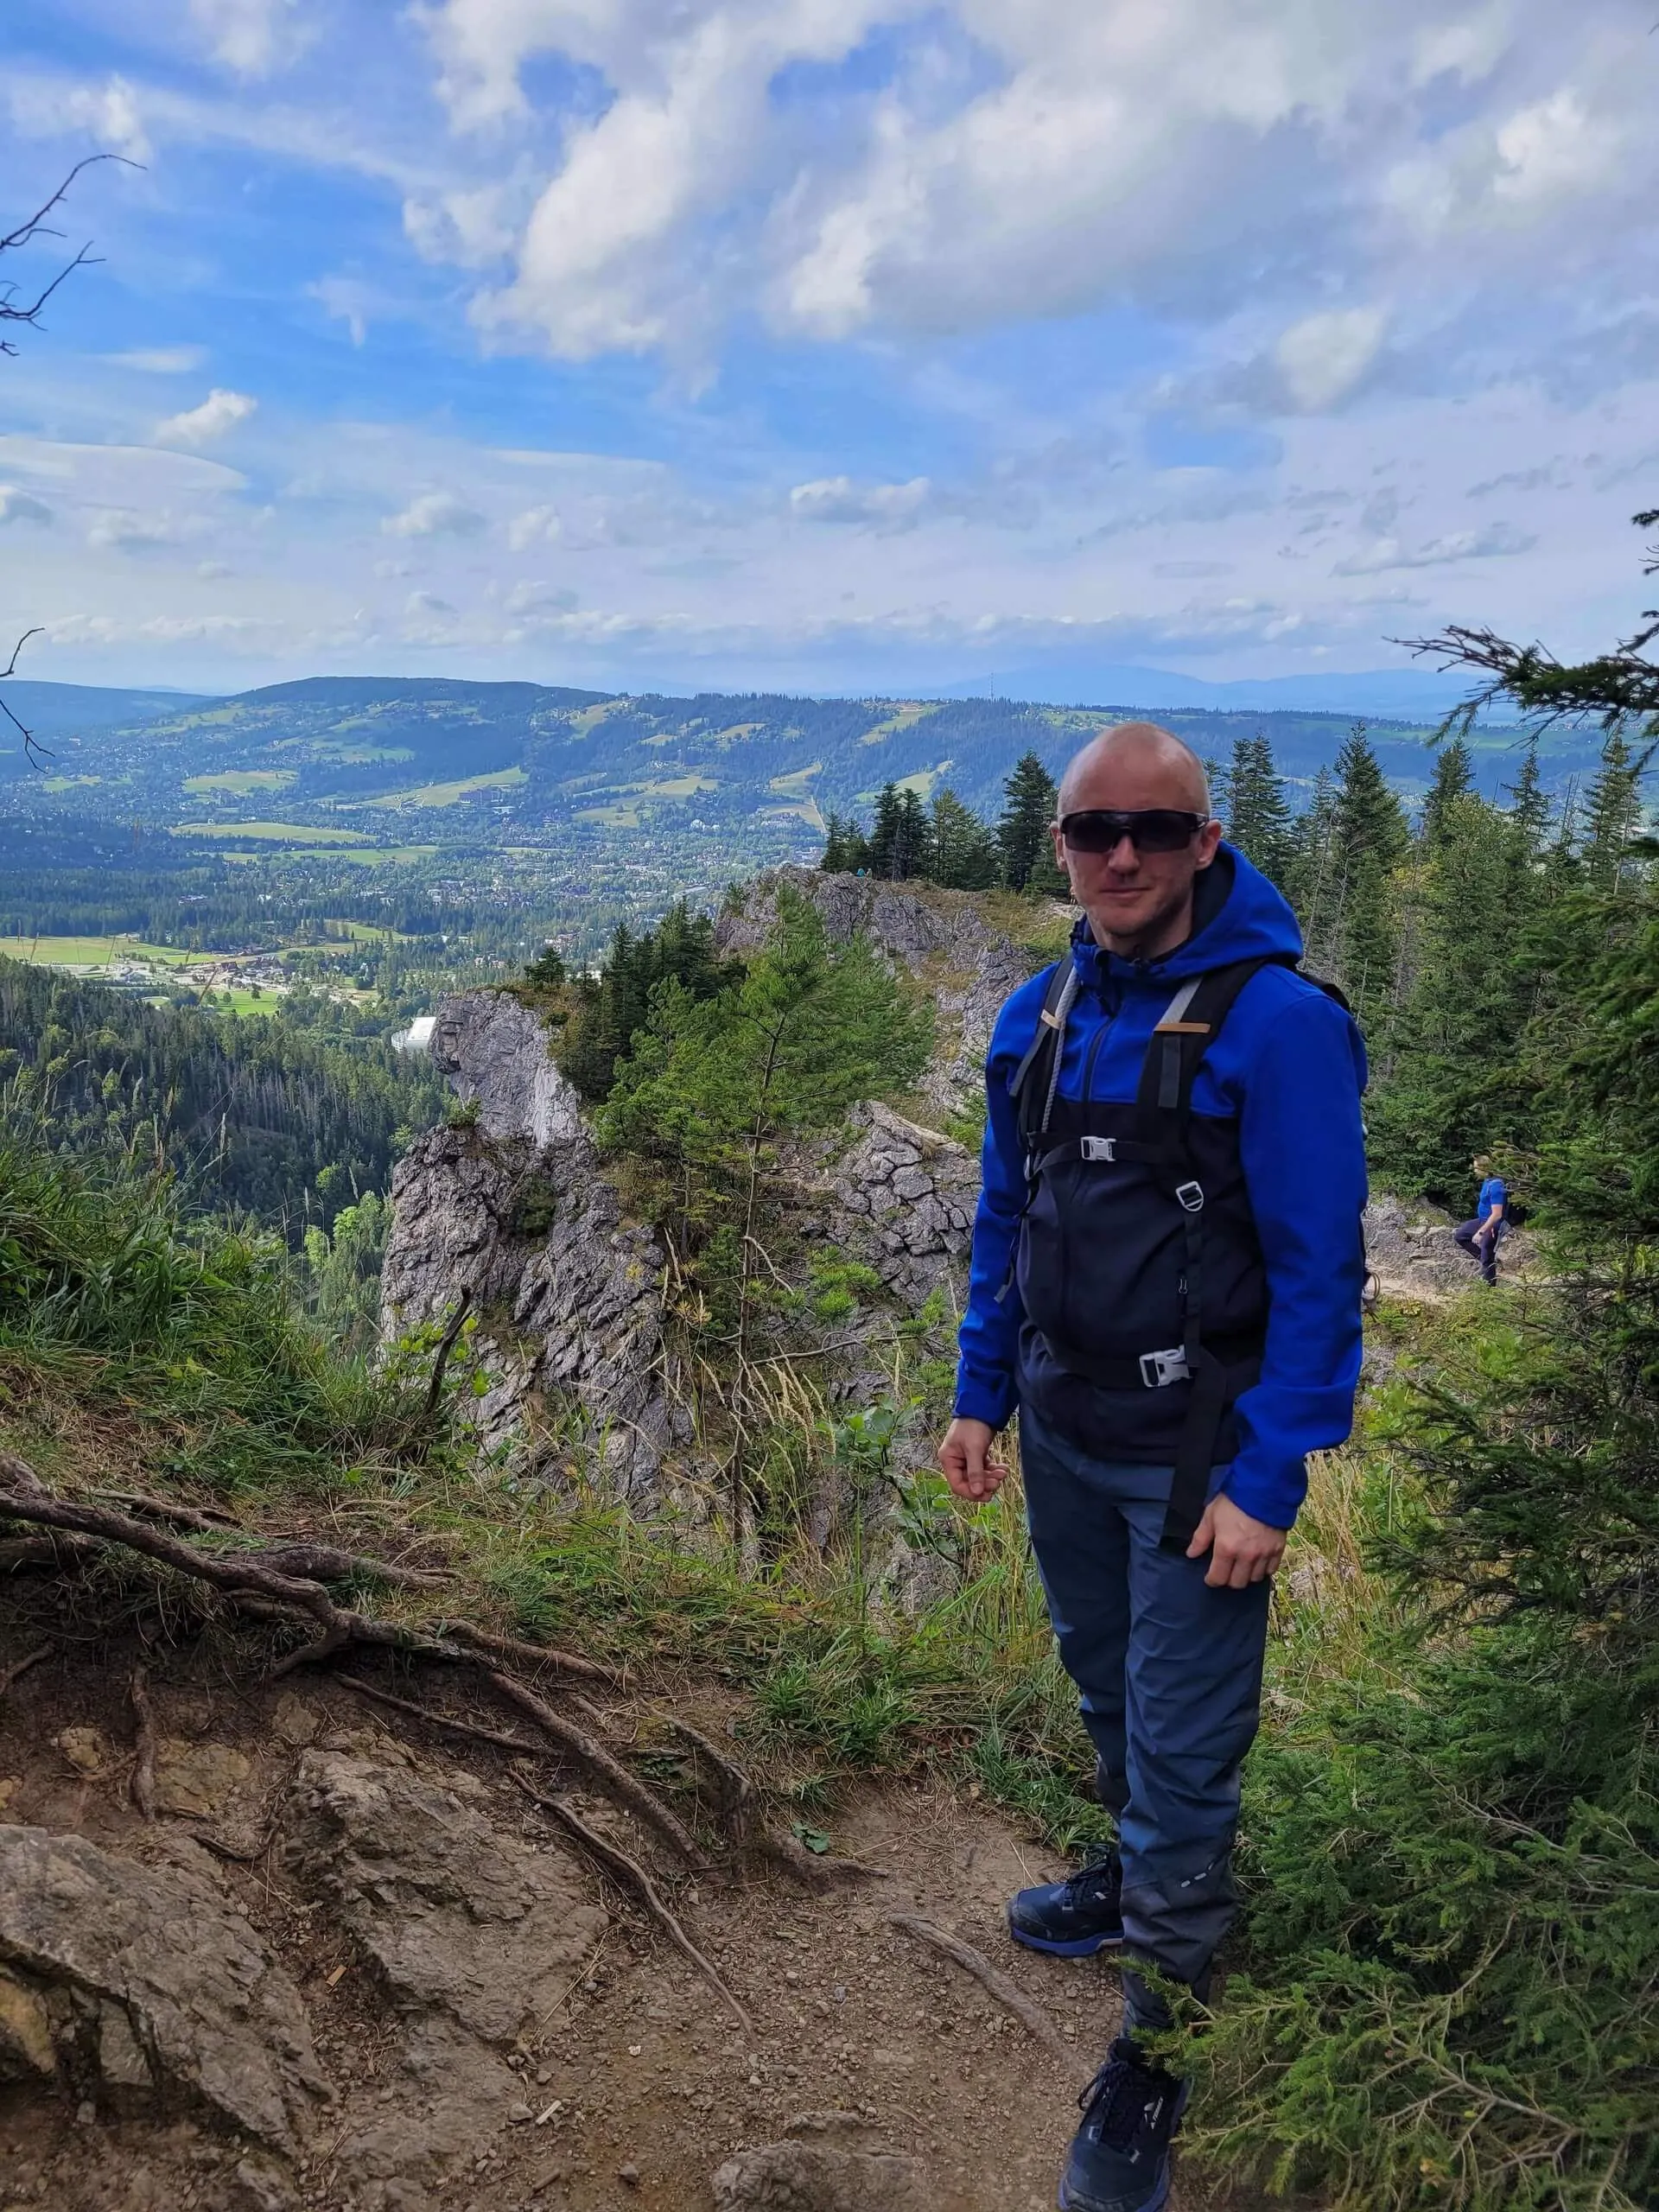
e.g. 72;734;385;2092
0;1824;325;2152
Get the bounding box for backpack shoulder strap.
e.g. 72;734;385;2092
1132;955;1274;1146
1007;953;1078;1147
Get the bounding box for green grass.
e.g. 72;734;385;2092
0;935;196;969
365;767;526;810
170;820;372;845
183;770;296;795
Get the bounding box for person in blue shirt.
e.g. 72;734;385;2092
1454;1157;1508;1285
938;722;1368;2212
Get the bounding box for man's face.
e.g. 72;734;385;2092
1050;750;1224;955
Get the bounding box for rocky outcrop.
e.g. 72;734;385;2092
1364;1192;1537;1295
821;1102;977;1311
717;868;1045;1116
382;990;673;1493
0;1824;326;2152
283;1748;605;2045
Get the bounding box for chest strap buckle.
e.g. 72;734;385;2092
1079;1136;1117;1162
1139;1346;1192;1389
1175;1179;1205;1212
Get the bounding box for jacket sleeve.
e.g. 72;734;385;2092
952;1002;1033;1431
1225;990;1369;1529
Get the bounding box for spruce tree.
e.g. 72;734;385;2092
997;751;1065;895
1325;723;1409;1030
1580;728;1644;893
864;783;928;880
1223;733;1294;888
1421;737;1474;851
929;787;999;889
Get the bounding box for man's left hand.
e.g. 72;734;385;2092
1187;1492;1287;1588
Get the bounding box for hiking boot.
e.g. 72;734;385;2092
1058;2037;1188;2212
1007;1852;1123;1958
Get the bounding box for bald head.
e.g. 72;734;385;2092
1057;721;1211;819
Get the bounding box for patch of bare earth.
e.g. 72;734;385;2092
0;1631;1224;2212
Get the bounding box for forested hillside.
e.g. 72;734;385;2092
0;958;448;1237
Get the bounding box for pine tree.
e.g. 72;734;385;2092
997;752;1066;895
1223;733;1294;887
1325;724;1409;1029
865;784;929;879
1580;728;1644;893
1288;766;1341;970
1421;738;1474;851
820;812;855;872
929;787;999;889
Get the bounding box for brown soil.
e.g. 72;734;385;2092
0;1622;1221;2212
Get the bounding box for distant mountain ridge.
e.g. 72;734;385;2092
0;672;1570;872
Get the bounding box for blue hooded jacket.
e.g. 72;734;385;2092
955;843;1369;1531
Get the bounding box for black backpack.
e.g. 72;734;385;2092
1009;949;1361;1551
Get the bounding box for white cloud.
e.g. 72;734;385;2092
86;508;187;553
156;389;259;448
7;73;153;161
0;486;54;526
790;475;938;531
1274;308;1389;412
504;579;579;616
507;504;562;550
105;347;209;375
190;0;308;78
384;492;489;538
1334;519;1538;574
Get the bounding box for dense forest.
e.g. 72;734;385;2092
0;959;448;1239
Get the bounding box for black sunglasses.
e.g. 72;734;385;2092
1059;808;1207;855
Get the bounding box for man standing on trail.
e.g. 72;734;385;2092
939;722;1368;2212
1454;1156;1508;1286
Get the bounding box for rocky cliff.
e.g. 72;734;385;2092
381;992;677;1496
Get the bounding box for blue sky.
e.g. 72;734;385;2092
2;0;1657;698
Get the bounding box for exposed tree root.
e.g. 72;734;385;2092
0;1642;52;1698
336;1672;705;1874
0;1534;100;1573
889;1913;1088;2083
663;1716;754;1840
92;1490;240;1532
755;1829;889;1890
485;1670;704;1866
129;1666;157;1821
0;1471;467;1675
438;1618;619;1685
508;1770;754;2037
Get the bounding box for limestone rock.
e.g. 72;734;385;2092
283;1749;605;2044
153;1740;252;1818
0;1824;326;2151
429;989;586;1151
0;1965;55;2080
1364;1194;1536;1296
711;2139;931;2210
823;1102;978;1312
381;998;674;1493
55;1725;113;1777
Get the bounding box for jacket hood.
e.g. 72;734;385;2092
1070;842;1304;989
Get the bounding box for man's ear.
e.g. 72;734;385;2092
1194;818;1225;869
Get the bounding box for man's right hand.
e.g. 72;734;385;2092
938;1417;1007;1503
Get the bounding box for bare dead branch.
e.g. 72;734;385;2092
240;1542;452;1591
0;156;139;353
423;1287;474;1425
509;1770;753;2035
889;1913;1087;2082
